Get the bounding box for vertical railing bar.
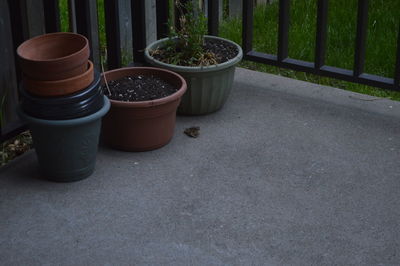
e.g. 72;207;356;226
242;0;254;54
353;0;369;77
74;0;91;49
104;0;121;69
315;0;328;69
278;0;290;62
74;0;100;68
131;0;146;63
68;0;77;32
156;0;169;39
394;23;400;89
208;0;219;36
43;0;61;33
7;0;25;82
1;0;16;140
19;0;30;40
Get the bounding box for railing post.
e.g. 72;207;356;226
74;0;100;69
156;0;169;39
1;0;24;141
20;0;46;38
145;0;157;45
229;0;243;18
242;0;254;54
208;0;219;36
315;0;328;69
104;0;122;69
395;23;400;90
353;0;369;77
68;0;77;32
278;0;290;62
131;0;146;63
6;0;25;81
43;0;61;33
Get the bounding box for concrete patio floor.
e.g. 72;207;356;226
1;68;400;265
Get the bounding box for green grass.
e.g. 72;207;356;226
58;0;400;100
219;0;400;100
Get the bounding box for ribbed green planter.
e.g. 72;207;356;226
17;96;110;182
145;35;243;115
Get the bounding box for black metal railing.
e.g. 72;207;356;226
241;0;400;91
1;0;399;142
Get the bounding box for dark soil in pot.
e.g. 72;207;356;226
151;38;239;66
102;75;178;101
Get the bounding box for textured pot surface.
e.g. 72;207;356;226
101;67;187;151
144;35;243;115
23;60;94;97
17;32;89;81
17;96;110;182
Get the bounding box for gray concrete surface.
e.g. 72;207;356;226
1;68;400;265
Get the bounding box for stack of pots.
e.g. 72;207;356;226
16;32;110;182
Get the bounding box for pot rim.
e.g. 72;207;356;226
144;35;243;73
17;96;110;127
102;67;187;108
17;32;89;63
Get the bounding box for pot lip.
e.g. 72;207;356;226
17;96;110;127
102;67;187;108
144;35;243;73
17;32;89;63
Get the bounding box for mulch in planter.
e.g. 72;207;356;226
102;75;178;102
203;39;238;64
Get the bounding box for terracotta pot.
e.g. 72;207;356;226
17;32;90;81
101;67;187;151
23;60;94;97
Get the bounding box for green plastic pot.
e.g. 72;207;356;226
145;35;243;115
17;96;110;182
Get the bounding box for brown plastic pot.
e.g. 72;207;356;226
17;32;89;81
23;60;94;97
101;67;187;151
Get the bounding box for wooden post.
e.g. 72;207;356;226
118;0;133;65
202;0;223;21
21;0;46;38
68;0;77;32
74;0;100;69
145;0;157;45
229;0;242;17
0;0;20;136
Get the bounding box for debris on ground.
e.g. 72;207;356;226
184;127;200;138
0;131;33;167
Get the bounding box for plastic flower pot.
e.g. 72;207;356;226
17;96;110;182
101;67;187;151
144;35;243;115
17;32;90;81
23;60;94;97
20;71;103;120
